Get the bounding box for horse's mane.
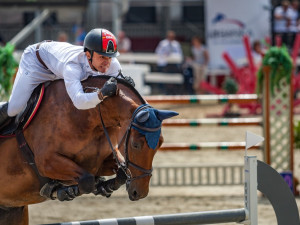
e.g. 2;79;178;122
84;75;146;104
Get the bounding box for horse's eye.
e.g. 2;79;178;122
131;139;144;150
132;142;139;149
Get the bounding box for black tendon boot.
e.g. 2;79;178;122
0;102;9;128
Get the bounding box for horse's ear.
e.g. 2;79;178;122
156;110;179;121
136;110;150;123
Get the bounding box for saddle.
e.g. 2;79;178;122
0;83;46;137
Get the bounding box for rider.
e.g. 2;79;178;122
0;28;134;127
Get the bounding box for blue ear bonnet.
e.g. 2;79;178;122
132;105;162;150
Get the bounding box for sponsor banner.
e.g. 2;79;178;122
205;0;271;69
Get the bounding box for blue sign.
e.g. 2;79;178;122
280;171;294;193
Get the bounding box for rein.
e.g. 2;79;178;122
98;103;157;188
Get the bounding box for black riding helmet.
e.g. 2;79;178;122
83;28;120;58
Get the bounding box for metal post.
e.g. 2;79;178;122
243;156;258;225
112;0;121;36
35;9;42;43
87;0;98;31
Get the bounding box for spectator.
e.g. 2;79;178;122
57;31;69;42
189;36;209;94
288;0;300;46
252;40;263;67
73;26;87;46
155;30;183;72
273;0;292;48
117;30;131;53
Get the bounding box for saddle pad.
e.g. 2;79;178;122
0;84;45;137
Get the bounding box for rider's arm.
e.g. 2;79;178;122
63;63;100;110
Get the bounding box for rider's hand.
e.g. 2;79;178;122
98;77;118;101
124;76;135;87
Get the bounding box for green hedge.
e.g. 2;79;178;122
0;43;18;99
256;46;292;96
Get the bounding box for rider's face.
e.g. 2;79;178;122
86;51;112;73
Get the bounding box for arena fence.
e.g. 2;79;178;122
151;165;244;186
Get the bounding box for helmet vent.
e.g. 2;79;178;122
106;40;115;53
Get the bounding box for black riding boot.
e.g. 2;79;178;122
0;102;9;127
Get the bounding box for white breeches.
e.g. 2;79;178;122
8;44;55;117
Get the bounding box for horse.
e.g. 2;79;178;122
0;76;178;225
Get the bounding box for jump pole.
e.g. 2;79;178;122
162;118;262;127
159;142;261;151
145;94;258;105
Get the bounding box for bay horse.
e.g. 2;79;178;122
0;76;178;225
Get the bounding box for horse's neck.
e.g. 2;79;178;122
101;91;137;126
80;78;144;132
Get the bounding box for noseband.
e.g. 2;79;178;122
98;104;160;188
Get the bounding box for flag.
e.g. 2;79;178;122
245;131;264;150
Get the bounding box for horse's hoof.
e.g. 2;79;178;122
78;173;95;194
40;181;59;200
57;186;79;201
57;185;79;201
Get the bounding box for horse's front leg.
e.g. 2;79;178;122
93;169;127;198
36;153;95;200
40;180;92;201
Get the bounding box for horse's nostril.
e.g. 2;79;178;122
133;190;138;198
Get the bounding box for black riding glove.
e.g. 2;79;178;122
124;76;135;87
98;77;118;101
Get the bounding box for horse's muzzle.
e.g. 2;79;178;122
126;176;151;201
127;186;148;201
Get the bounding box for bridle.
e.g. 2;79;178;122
98;103;161;188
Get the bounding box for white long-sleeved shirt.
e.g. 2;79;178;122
274;6;292;33
155;39;183;67
36;41;121;109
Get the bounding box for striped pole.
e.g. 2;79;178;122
159;142;261;151
43;208;247;225
162;118;262;127
145;94;258;104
